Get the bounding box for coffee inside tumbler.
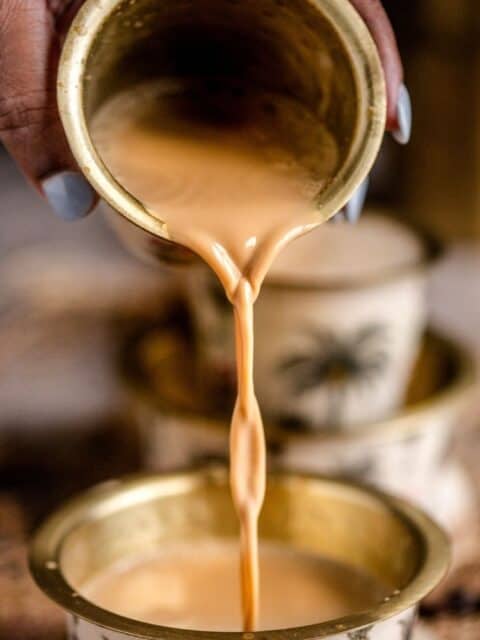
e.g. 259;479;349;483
85;0;356;184
59;0;385;249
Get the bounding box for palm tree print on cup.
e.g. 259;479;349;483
68;615;80;640
398;613;416;639
347;625;373;639
207;276;231;312
277;325;388;428
336;455;376;484
197;272;236;381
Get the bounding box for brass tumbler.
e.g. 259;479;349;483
58;0;386;263
30;469;448;639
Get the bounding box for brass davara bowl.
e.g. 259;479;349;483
30;468;448;639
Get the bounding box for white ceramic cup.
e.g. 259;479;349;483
184;212;439;429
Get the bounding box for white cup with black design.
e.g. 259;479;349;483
185;212;440;429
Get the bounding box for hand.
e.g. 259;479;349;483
0;1;409;223
334;0;411;224
0;0;96;221
349;0;411;142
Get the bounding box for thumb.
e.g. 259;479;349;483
0;0;96;220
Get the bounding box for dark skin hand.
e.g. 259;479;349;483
0;0;405;220
349;0;403;129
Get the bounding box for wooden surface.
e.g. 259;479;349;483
0;424;141;639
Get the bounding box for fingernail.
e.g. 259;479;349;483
345;177;369;223
41;171;96;221
392;84;412;145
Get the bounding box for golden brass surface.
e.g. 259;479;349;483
30;469;448;639
58;0;386;260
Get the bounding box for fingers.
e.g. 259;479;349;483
0;0;96;219
0;0;406;227
349;0;410;141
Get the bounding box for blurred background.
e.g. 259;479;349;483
376;1;480;241
1;2;480;639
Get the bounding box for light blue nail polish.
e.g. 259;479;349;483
41;171;96;221
345;177;369;224
392;84;412;145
